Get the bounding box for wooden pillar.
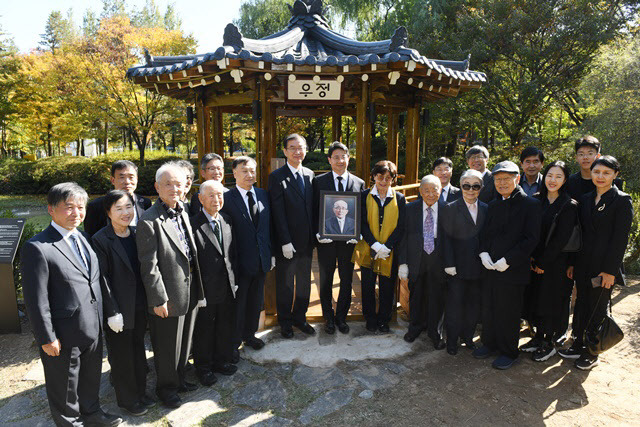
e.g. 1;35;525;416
356;82;371;180
331;111;342;142
255;77;272;188
195;92;208;177
212;107;224;157
405;103;421;187
387;111;399;166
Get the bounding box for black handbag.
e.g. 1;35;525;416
545;200;582;252
584;289;624;355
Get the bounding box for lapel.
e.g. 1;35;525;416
220;214;232;257
134;193;144;219
303;168;313;203
456;198;475;227
157;202;188;260
231;187;254;227
592;188;617;228
344;172;354;191
201;214;223;256
104;225;134;273
49;226;90;280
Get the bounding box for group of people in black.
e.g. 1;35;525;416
21;133;632;426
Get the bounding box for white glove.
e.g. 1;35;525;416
271;256;276;270
316;233;333;244
398;264;409;280
371;242;383;253
197;298;207;308
374;250;390;260
346;239;358;244
479;252;495;270
445;267;457;276
493;257;509;272
282;243;295;259
107;313;124;333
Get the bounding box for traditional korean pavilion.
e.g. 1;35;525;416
126;0;486;188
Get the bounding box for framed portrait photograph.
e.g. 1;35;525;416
319;191;361;241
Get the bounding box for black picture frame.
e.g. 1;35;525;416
319;191;361;241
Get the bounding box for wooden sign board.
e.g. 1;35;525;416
286;79;343;104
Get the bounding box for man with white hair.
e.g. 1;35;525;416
398;175;447;349
137;161;205;408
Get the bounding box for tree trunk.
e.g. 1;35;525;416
128;127;133;151
80;139;85;157
47;123;53;157
104;121;109;154
122;128;127;150
76;139;81;156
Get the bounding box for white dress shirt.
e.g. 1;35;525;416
236;184;257;216
441;184;451;201
51;221;88;267
332;171;349;191
287;162;303;177
370;185;393;204
202;209;220;232
422;201;438;239
466;200;478;224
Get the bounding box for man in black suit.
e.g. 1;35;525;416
441;169;488;355
191;180;238;386
21;183;122;426
84;160;151;236
466;145;497;203
473;161;541;370
269;133;316;338
137;162;206;408
433;157;461;203
222;156;272;357
324;200;356;235
398;175;447;349
190;153;225;216
313;142;365;334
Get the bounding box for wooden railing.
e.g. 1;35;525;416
392;182;421;201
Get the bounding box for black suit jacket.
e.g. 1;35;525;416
324;216;356;235
222;186;271;276
84;193;151;237
574;186;633;283
478;171;497;204
441;198;488;280
398;199;445;282
480;186;541;284
190;211;237;304
268;164;315;255
313;171;366;235
92;224;143;329
21;225;103;348
440;185;462;203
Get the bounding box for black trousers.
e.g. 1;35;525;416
275;249;312;328
481;279;526;359
408;251;445;339
193;297;236;373
317;241;356;323
572;278;613;349
104;308;148;407
361;262;396;326
522;272;541;329
41;335;103;426
445;277;481;348
147;307;197;401
234;272;265;348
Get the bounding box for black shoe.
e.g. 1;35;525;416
404;330;420;343
139;394;156;409
197;370;218;386
178;381;198;392
532;342;557;362
432;338;446;350
447;346;458;356
84;411;123;426
463;340;477;350
558;343;583;360
295;322;316;335
325;320;336;334
281;326;294;339
336;320;350;334
365;321;378;332
575;353;599;370
378;323;390;333
161;394;182;409
231;348;240;364
245;336;265;350
212;363;238;376
519;337;542;353
120;402;148;416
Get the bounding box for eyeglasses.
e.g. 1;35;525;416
461;183;482;191
469;155;487;161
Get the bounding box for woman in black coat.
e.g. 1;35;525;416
92;190;154;415
559;156;633;370
522;161;578;362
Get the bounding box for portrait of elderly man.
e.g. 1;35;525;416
324;199;356;236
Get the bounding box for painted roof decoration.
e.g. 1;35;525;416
126;0;485;91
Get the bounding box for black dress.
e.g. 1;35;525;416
530;193;578;338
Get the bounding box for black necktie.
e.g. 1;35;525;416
337;176;344;192
247;191;259;226
212;220;223;249
296;172;305;193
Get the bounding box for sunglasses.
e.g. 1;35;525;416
461;183;482;191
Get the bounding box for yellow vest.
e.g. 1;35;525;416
352;190;399;277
